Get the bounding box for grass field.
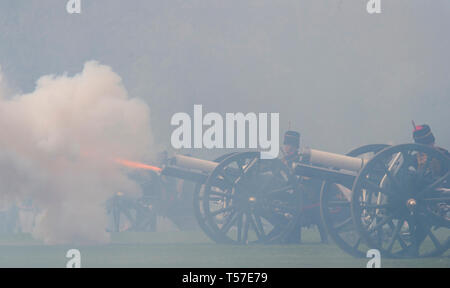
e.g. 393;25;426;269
0;228;448;268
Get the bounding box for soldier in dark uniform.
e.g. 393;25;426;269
412;124;449;192
281;130;301;168
281;130;328;244
410;124;449;250
413;124;450;157
413;123;449;177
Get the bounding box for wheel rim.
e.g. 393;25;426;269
320;144;389;257
192;153;238;243
351;144;450;258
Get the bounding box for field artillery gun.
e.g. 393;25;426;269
283;143;448;258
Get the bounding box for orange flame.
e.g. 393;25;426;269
114;158;162;173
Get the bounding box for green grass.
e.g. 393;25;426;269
0;229;448;268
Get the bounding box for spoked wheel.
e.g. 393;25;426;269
193;153;237;243
202;152;300;244
107;194;157;232
320;144;389;257
351;144;450;258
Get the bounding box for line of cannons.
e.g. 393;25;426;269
122;143;450;258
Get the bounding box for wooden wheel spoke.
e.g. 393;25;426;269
254;213;267;239
367;216;394;233
219;171;237;187
362;179;392;196
423;154;433;170
427;226;444;251
260;210;288;227
334;217;353;231
381;164;402;191
242;214;250;244
208;190;229;198
400;150;416;166
212;177;233;190
268;185;294;195
207;194;230;204
248;214;263;240
220;211;238;234
352;237;362;249
210;206;234;217
236;212;243;242
423;197;450;203
242;157;260;177
397;234;408;250
268;202;297;215
236;158;247;173
386;219;404;253
328;201;350;207
420;171;450;197
360;203;390;210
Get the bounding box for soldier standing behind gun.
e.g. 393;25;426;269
412;123;449;192
412;123;450;158
281;130;328;244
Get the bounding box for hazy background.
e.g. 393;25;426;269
0;0;449;153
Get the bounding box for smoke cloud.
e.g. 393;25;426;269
1;1;449;154
0;61;154;244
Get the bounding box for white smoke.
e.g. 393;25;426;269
0;61;154;244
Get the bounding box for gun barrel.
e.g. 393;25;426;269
301;148;366;172
294;162;356;187
171;154;219;173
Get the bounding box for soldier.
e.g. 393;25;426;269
410;124;449;250
281;130;328;244
281;130;301;169
413;123;450;157
412;123;449;193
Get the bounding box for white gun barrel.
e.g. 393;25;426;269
172;154;219;173
301;148;366;172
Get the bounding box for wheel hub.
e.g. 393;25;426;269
406;198;417;212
